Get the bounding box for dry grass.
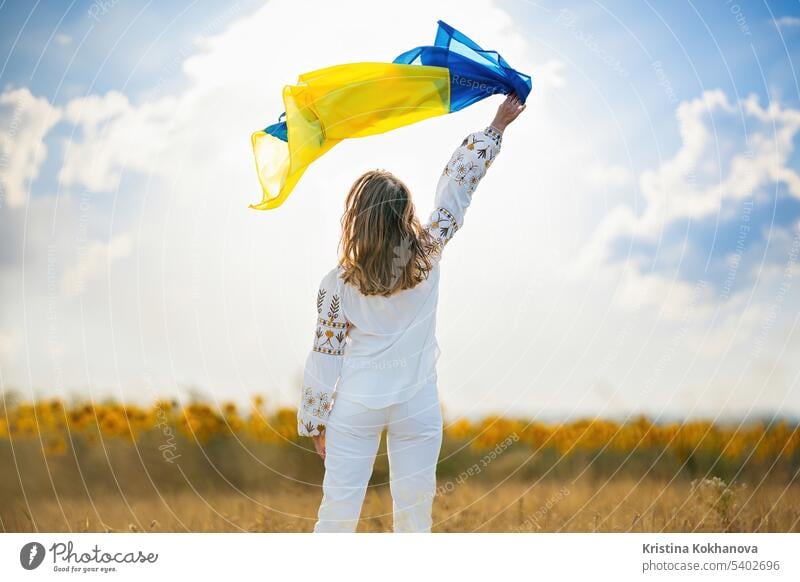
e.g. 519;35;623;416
3;478;798;533
2;395;798;532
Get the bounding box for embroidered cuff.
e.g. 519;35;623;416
298;417;325;438
484;125;503;148
430;207;459;243
297;386;334;437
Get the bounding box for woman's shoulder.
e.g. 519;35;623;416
319;265;345;290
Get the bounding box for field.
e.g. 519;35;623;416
1;395;798;533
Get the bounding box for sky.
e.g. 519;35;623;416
1;0;799;422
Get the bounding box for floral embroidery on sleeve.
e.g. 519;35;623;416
299;387;333;437
297;272;348;438
425;128;501;260
424;207;459;257
316;289;326;314
442;131;498;193
314;293;348;355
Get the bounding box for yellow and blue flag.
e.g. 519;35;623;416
250;20;531;210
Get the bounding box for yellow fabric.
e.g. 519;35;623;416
250;62;451;210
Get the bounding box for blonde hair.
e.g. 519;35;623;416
339;170;434;296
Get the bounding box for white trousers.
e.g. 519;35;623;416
314;384;443;533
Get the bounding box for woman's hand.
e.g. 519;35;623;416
312;430;326;460
490;93;526;133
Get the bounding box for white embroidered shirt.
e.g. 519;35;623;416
298;126;503;437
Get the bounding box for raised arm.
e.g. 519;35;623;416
424;93;526;257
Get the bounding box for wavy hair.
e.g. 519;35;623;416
339;170;434;296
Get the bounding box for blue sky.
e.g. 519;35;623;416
0;0;261;101
1;0;799;421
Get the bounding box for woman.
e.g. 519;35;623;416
297;93;526;532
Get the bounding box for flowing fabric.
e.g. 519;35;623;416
250;20;531;210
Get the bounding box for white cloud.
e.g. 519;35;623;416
586;161;634;189
0;88;61;207
60;234;133;297
576;90;800;275
60;91;174;192
637;91;800;233
774;16;800;29
63;91;130;128
615;267;715;321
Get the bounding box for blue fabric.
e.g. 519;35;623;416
393;20;531;112
265;21;531;143
265;120;288;142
